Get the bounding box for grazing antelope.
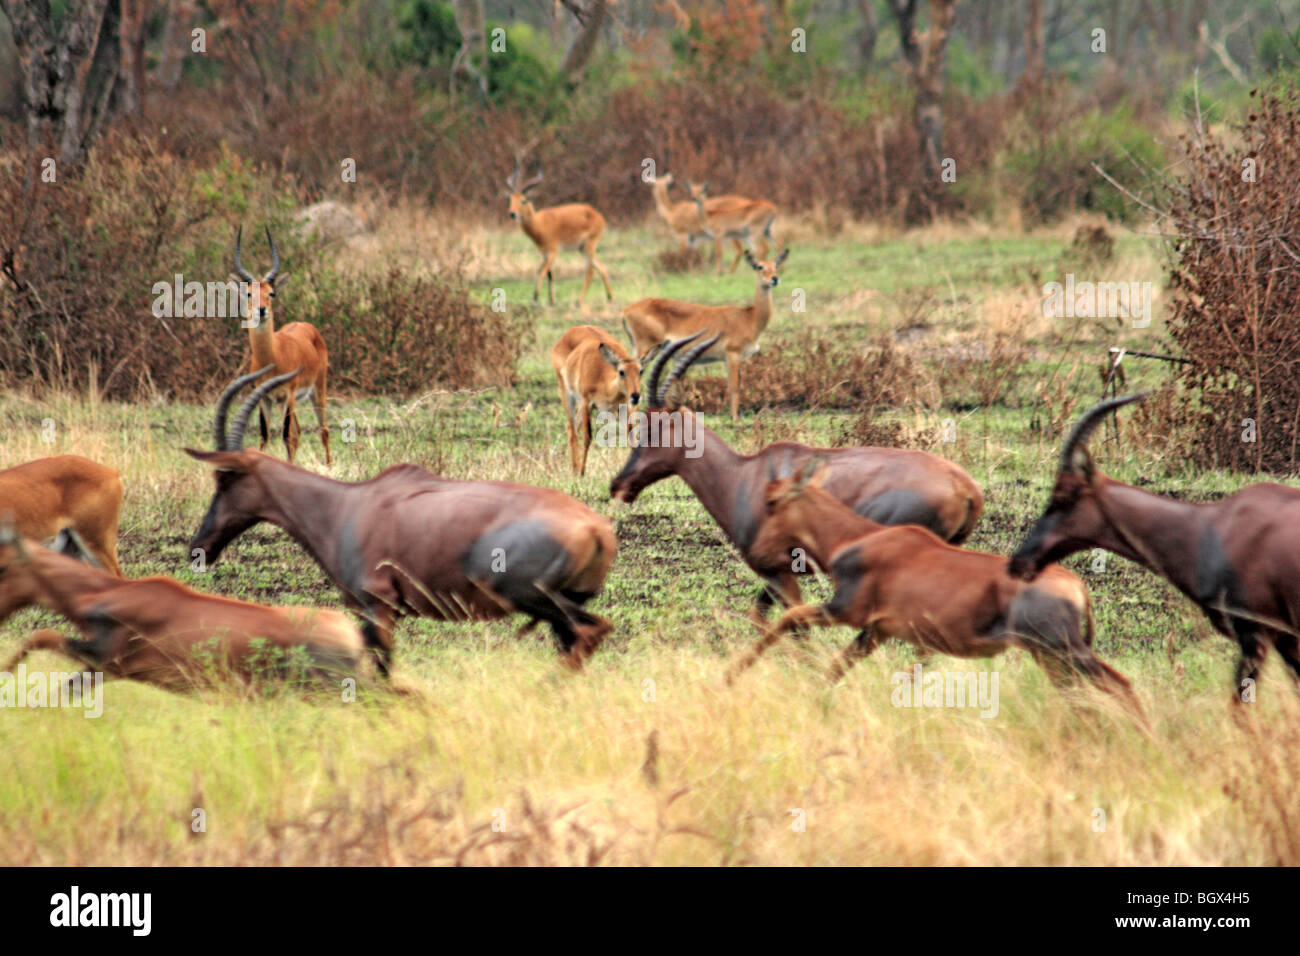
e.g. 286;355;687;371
648;172;713;251
551;325;643;476
687;181;778;274
1010;395;1300;696
610;334;984;624
187;367;617;675
506;165;613;307
622;248;789;420
0;455;122;575
0;529;364;692
233;226;331;465
729;460;1141;718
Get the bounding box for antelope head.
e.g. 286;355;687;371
600;343;643;408
0;517;38;622
233;226;287;329
185;365;301;563
1008;394;1147;581
506;164;544;221
749;456;829;563
745;248;788;290
610;331;720;503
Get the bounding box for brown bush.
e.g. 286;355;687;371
677;332;937;414
1159;87;1300;472
0;131;524;400
936;333;1031;409
653;245;709;274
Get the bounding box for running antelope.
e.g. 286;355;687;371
506;165;613;307
187;367;617;675
687;181;778;274
610;334;983;624
622;248;789;420
233;226;331;464
1010;395;1300;696
551;325;642;476
648;172;713;251
729;460;1142;718
0;455;122;574
0;529;363;692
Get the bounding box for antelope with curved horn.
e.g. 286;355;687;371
622;248;789;420
1009;395;1300;697
648;172;714;252
0;526;364;692
187;368;617;676
551;325;642;476
233;226;331;464
0;455;122;575
506;164;613;307
686;181;778;274
610;333;984;624
728;460;1142;719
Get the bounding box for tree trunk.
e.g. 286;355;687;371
450;0;487;99
118;0;149;116
1;0;123;182
888;0;957;189
560;0;608;87
1019;0;1044;92
857;0;879;68
158;0;196;91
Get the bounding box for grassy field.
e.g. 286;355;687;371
1;216;1297;865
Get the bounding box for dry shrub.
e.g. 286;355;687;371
653;245;708;274
936;333;1031;408
309;267;527;395
1064;223;1115;268
1156;87;1300;472
0;131;523;399
836;414;908;448
677;332;937;414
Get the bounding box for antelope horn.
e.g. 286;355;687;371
644;332;702;408
659;331;722;407
228;367;301;450
214;365;275;450
506;163;520;191
233;226;255;283
520;167;544;192
1058;393;1148;472
263;226;280;283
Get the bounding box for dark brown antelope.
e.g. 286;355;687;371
729;460;1141;718
1009;395;1300;697
187;367;617;675
0;528;363;691
234;226;331;464
609;333;984;623
0;455;123;574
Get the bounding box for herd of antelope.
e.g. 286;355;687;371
2;170;1299;721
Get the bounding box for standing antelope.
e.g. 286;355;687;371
187;367;617;675
506;166;613;307
0;455;122;574
610;334;984;624
729;460;1142;719
0;529;364;692
648;172;713;251
687;181;778;274
622;248;789;419
1010;395;1300;696
233;226;331;465
551;325;642;476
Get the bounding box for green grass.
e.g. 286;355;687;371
1;221;1297;865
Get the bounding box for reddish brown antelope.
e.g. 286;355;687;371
0;529;363;691
0;455;122;574
686;181;778;274
610;334;984;623
622;248;789;420
506;165;613;307
551;325;643;476
187;368;617;675
729;460;1141;718
1009;395;1300;696
234;226;332;464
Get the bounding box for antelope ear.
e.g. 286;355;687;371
272;272;290;291
805;457;829;488
598;344;621;369
774;248;790;267
184;449;252;472
1069;445;1096;481
52;529;101;567
746;250;761;271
